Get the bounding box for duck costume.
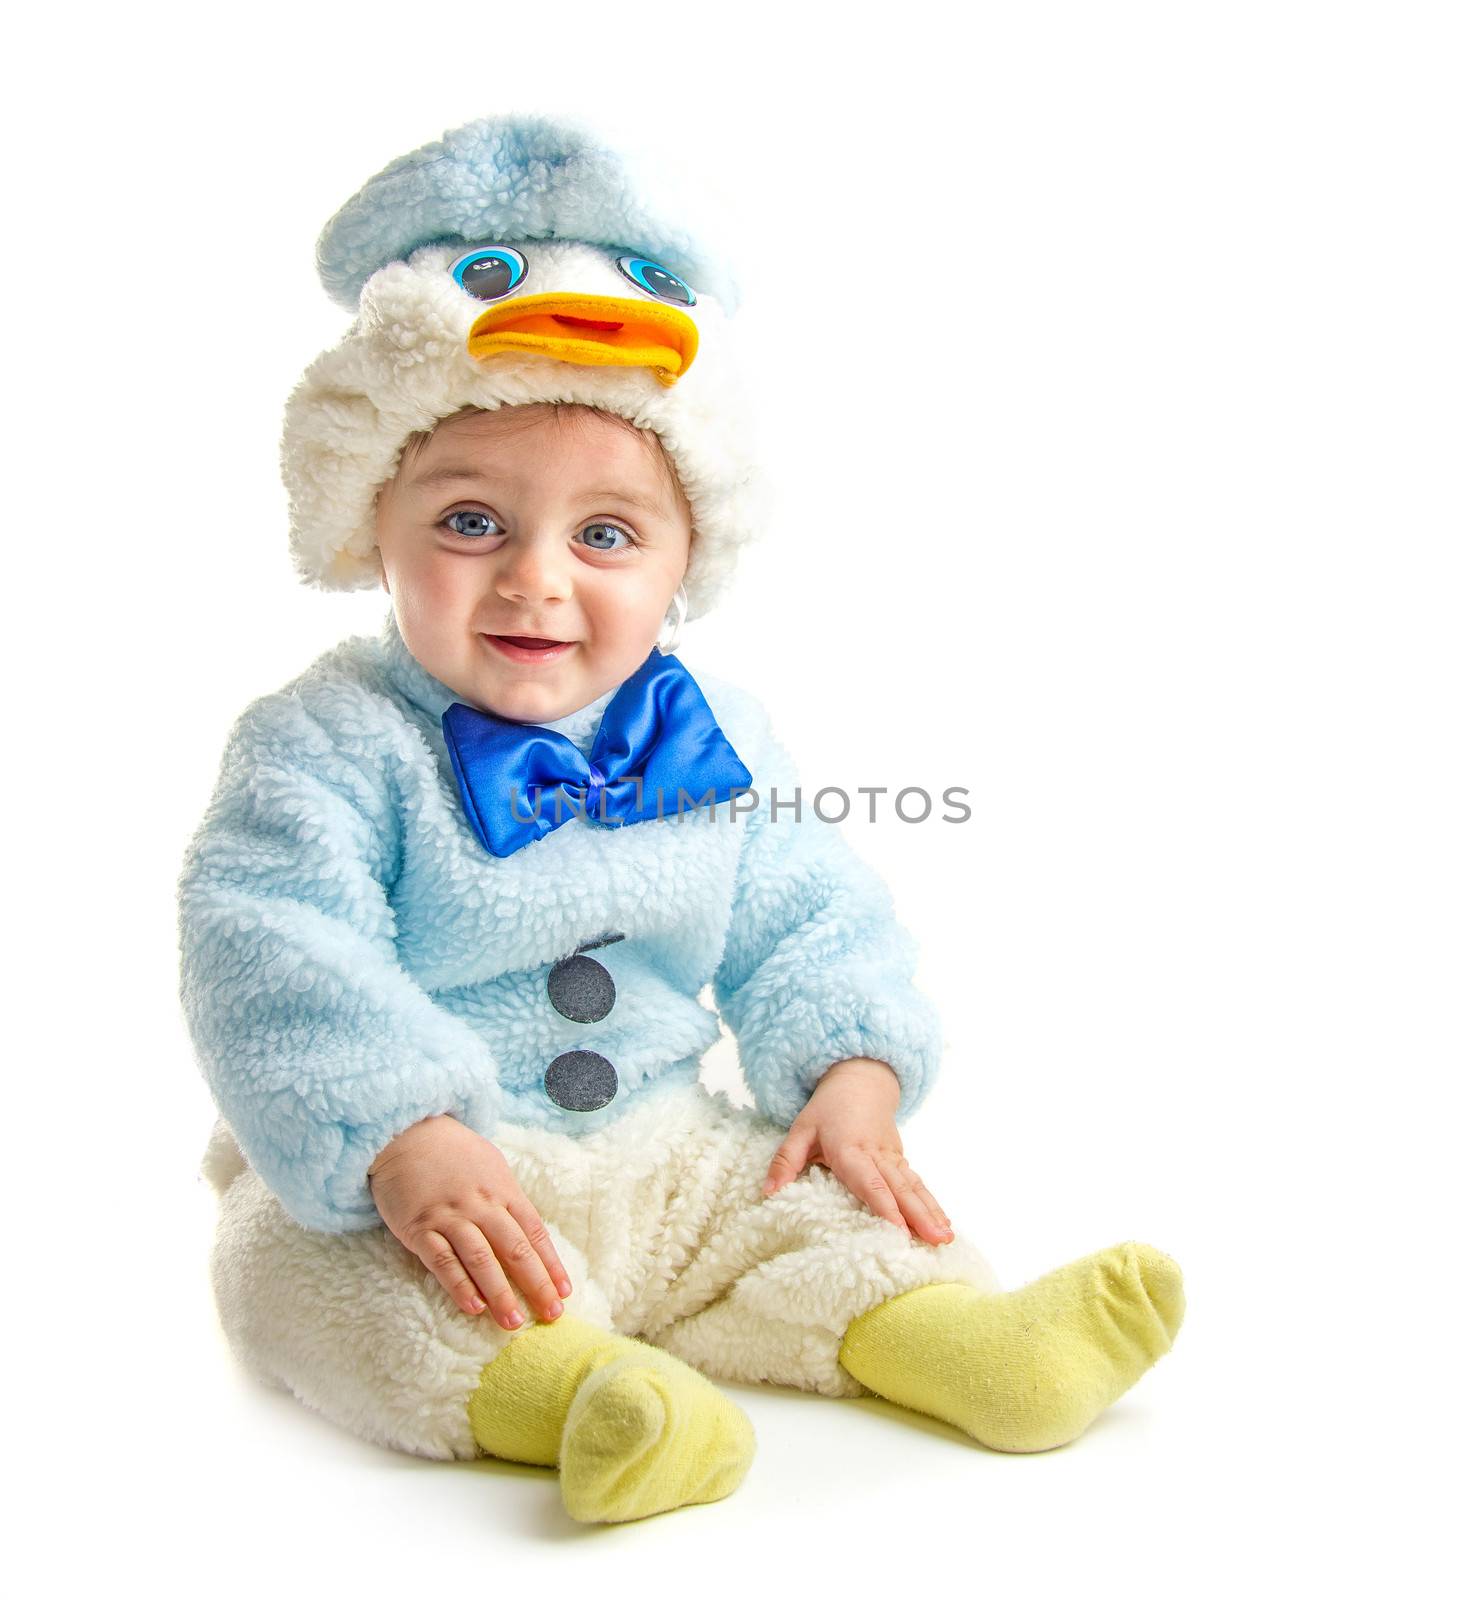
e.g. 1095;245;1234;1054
179;112;1184;1525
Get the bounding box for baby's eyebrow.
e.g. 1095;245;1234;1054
409;465;670;517
578;487;672;518
408;465;493;489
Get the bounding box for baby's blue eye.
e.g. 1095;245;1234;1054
614;254;696;308
580;523;631;551
446;510;500;538
450;244;528;302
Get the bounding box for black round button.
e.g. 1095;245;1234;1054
544;1051;619;1112
547;954;616;1023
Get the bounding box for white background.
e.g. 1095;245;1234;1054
7;3;1469;1594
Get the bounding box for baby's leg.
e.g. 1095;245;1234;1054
623;1093;1183;1451
207;1132;752;1521
621;1091;999;1397
209;1157;611;1459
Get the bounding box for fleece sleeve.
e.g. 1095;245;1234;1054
711;703;943;1129
177;691;501;1233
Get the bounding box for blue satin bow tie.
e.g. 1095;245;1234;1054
442;650;753;858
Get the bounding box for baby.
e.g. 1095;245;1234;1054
179;114;1184;1525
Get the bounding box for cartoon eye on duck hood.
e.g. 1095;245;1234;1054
281;113;768;619
452;242;700;387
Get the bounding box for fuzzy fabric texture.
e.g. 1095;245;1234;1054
837;1246;1186;1453
206;1080;999;1461
283;112;767;618
178;613;948;1234
315;113;740;316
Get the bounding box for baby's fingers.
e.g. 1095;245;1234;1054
442;1220;525;1328
763;1122;816;1196
477;1208;564;1325
832;1149;908;1233
878;1156;953;1243
506;1195;574;1300
414;1228;498;1320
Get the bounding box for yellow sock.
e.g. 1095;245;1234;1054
837;1242;1185;1453
467;1314;755;1523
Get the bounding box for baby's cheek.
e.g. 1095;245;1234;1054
400;555;478;634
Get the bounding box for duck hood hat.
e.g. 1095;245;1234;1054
281;113;768;619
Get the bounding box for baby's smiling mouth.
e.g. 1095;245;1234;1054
482;633;576;663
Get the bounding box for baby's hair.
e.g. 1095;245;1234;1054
393;401;689;518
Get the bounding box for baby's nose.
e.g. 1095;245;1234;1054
495;543;574;604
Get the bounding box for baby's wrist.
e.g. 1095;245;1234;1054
816;1057;901;1101
368;1112;461;1178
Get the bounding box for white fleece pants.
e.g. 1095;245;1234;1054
205;1080;999;1460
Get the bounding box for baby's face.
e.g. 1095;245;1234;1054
376;407;691;723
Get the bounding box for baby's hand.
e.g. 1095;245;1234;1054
368;1114;573;1328
762;1059;954;1245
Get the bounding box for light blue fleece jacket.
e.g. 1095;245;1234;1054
177;614;943;1233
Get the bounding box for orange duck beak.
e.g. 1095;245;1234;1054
466;293;699;387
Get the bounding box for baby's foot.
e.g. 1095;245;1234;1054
559;1350;756;1523
838;1242;1185;1453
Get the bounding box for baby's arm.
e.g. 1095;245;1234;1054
179;689;511;1235
713;700;945;1128
712;699;953;1238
